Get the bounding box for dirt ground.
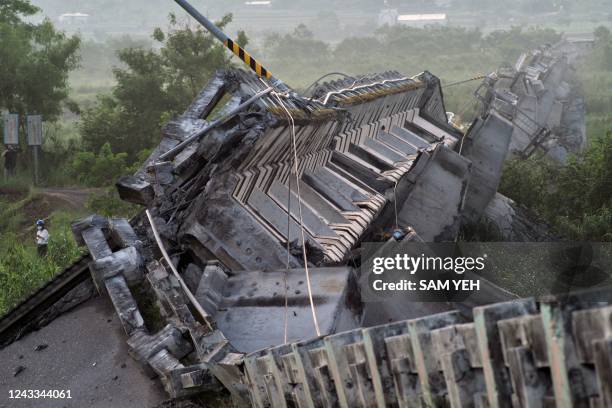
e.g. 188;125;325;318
37;188;101;210
0;186;28;202
0;187;102;235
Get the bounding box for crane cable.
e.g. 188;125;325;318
442;74;487;88
302;72;353;96
283;139;293;344
269;86;322;338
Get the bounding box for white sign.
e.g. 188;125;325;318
27;115;43;146
3;114;19;145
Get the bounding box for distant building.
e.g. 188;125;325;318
378;10;448;27
397;13;448;27
244;1;272;6
58;13;90;25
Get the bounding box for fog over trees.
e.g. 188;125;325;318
28;0;612;41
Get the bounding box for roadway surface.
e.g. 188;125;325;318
0;296;167;408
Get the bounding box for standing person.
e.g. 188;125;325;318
2;145;18;179
35;220;49;257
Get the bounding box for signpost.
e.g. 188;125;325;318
3;114;19;145
3;113;20;180
27;115;43;146
27;115;43;185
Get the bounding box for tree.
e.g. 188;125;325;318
263;24;331;67
594;26;612;70
80;13;246;158
0;0;37;24
483;27;561;62
499;130;612;241
70;142;130;187
0;0;80;122
602;43;612;71
594;26;611;44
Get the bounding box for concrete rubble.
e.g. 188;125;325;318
479;193;559;242
1;38;603;406
475;40;589;163
469;38;593;241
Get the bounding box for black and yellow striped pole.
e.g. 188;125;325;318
174;0;289;93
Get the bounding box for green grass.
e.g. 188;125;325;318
0;184;142;316
498;125;612;242
0;172;34;194
0;211;84;315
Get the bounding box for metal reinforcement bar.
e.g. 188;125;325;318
0;254;92;347
145;209;214;330
159;86;273;161
173;0;289;92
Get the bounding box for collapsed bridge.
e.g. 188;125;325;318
69;66;517;404
0;31;609;408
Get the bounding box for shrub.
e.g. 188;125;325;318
71;142;130;187
499;130;612;241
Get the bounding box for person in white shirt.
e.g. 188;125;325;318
36;219;49;257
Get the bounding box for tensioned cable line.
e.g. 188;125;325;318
283;150;293;344
270;88;322;338
442;74;487;88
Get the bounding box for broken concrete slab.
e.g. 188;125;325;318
81;227;113;262
214;267;358;353
71;215;110;247
396;144;471;241
110;218;141;249
105;274;146;336
91;246;144;287
480;193;558;241
461;112;514;225
116;175;155;206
